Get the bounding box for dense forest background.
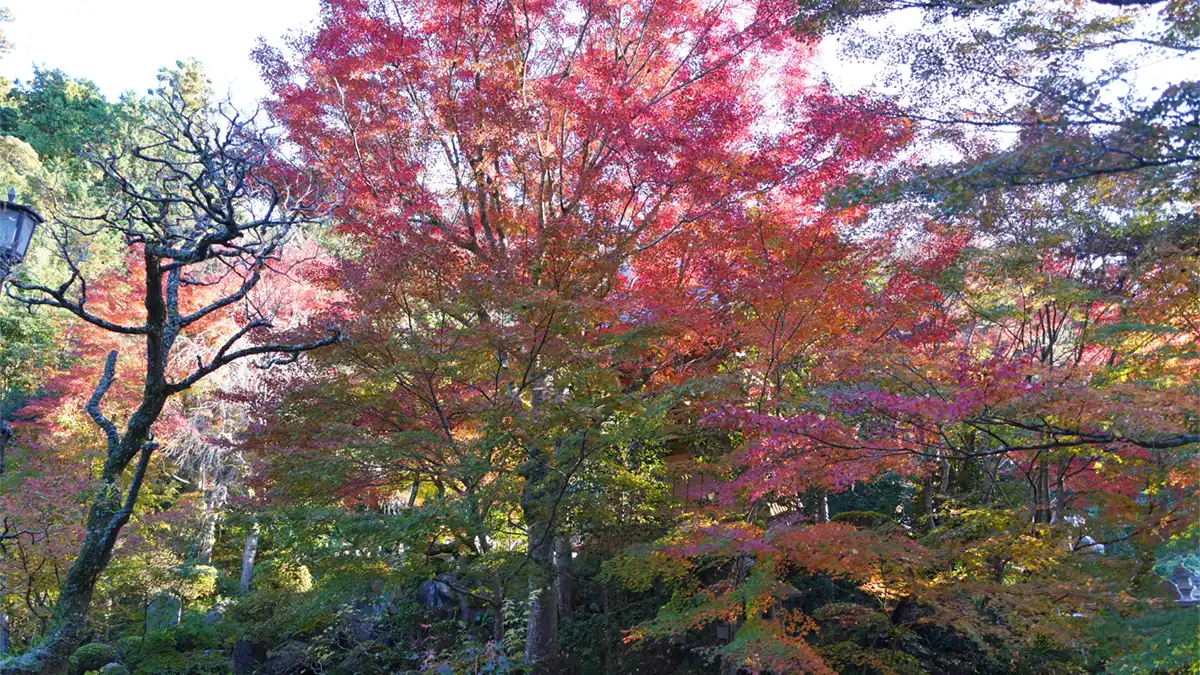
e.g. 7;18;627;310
0;0;1197;673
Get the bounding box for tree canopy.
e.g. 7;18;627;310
0;0;1195;673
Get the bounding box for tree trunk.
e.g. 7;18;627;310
239;523;260;595
492;586;506;642
1051;459;1067;524
554;535;573;619
524;545;558;671
196;502;218;565
0;602;9;657
1;437;156;674
522;497;558;668
520;378;561;670
520;447;558;668
922;473;936;531
1034;462;1051;524
0;420;11;476
982;453;999;503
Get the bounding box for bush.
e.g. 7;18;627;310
173;613;236;652
417;640;514;674
111;613;239;674
132;650;230;675
820;641;926;675
139;628;178;655
177;564;219;604
68;642;119;675
114;636;142;662
255;559;313;594
831;510;894;529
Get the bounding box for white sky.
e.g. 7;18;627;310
3;0;321;105
1;1;1186;118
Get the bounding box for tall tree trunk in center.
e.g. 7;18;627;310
1034;461;1052;524
197;513;217;565
239;522;260;595
555;535;573;620
521;378;561;669
520;442;558;669
196;483;218;564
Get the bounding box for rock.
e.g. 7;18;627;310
204;598;231;623
416;579;454;610
232;639;265;675
339;591;400;643
342;604;380;643
100;664;131;675
264;640;311;675
334;652;377;673
146;592;182;631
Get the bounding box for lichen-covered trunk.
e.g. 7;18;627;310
491;582;506;642
0;468;150;673
554;535;573;619
524;532;558;670
922;473;936;531
196;504;218;565
239;522;260;594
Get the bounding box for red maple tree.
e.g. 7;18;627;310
255;0;910;666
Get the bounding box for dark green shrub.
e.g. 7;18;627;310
68;642;119;675
831;510;894;529
113;635;142;662
132;650;229;675
139;628;178;655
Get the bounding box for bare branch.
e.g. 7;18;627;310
85;351;121;453
8;281;149;335
177;263;263;327
168;330;342;394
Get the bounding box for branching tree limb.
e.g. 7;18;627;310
84;351;120;453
